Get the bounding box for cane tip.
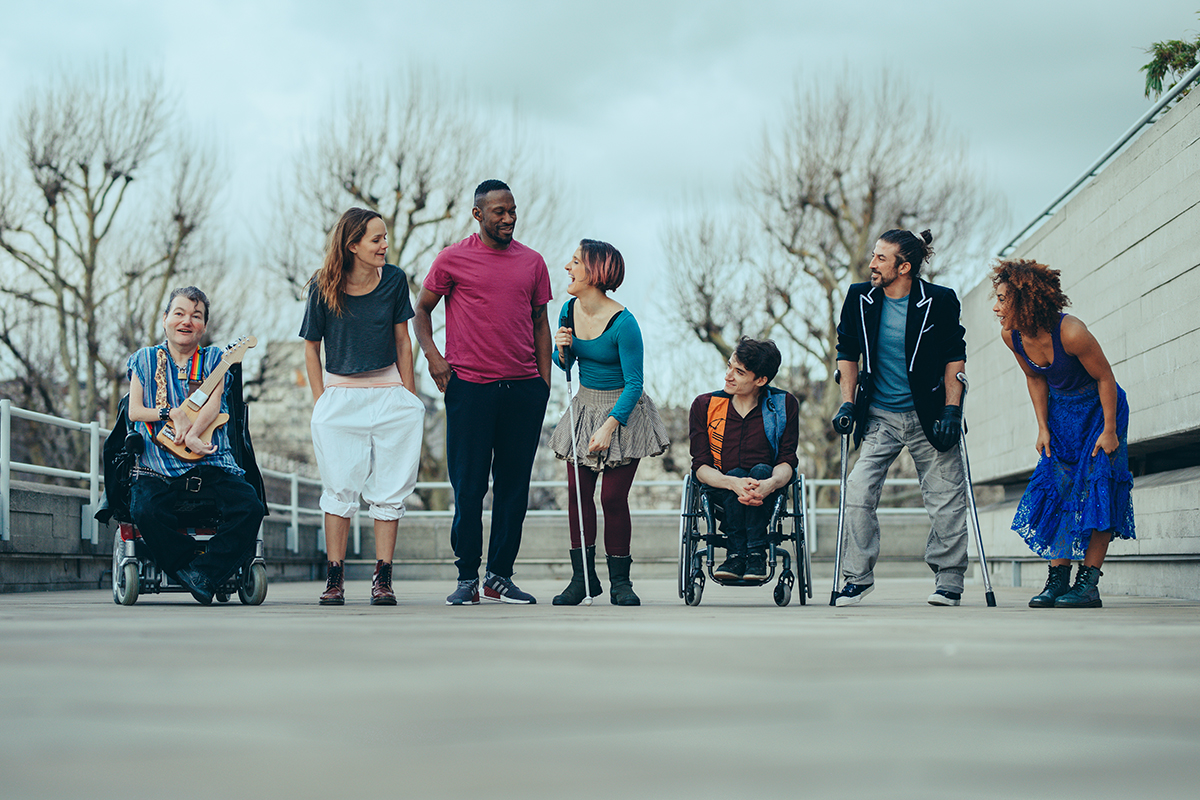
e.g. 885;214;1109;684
583;597;592;606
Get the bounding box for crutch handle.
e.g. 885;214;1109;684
956;371;968;395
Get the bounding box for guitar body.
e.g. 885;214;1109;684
154;411;230;462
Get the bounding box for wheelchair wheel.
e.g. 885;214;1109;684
112;530;139;606
773;581;792;607
216;593;231;603
238;563;268;605
685;569;705;606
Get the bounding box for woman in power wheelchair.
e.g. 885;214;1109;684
97;353;268;606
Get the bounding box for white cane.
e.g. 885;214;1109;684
563;343;593;606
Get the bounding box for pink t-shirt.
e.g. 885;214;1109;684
425;234;552;383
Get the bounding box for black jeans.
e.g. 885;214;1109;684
130;466;265;585
708;463;777;555
444;375;550;581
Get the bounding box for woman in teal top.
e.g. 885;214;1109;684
549;239;670;606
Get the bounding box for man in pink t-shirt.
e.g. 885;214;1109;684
415;179;552;606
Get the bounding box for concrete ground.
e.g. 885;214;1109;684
1;577;1197;800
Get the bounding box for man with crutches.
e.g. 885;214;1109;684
829;229;971;606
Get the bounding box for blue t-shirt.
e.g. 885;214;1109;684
872;295;914;412
127;344;243;478
552;303;644;426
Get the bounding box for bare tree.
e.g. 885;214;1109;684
663;71;1007;481
266;71;572;507
0;62;228;429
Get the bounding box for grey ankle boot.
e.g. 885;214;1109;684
607;554;641;606
1054;565;1103;608
1029;564;1073;608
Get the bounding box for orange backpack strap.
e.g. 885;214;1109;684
706;394;730;471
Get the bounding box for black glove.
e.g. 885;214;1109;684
831;402;856;435
932;405;962;449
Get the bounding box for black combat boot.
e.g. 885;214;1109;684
553;546;603;605
1054;565;1103;608
1029;563;1073;608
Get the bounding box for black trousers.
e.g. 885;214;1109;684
708;463;777;554
444;375;549;581
130;466;264;585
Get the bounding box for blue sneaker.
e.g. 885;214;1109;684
446;579;480;606
483;572;536;604
834;582;874;607
928;589;962;606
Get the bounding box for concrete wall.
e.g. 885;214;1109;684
961;89;1200;599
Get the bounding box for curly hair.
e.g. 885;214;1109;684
990;259;1070;336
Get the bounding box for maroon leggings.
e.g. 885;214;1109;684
565;459;640;555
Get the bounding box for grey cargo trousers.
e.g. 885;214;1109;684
841;406;969;592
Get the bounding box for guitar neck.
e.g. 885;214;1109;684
183;354;233;413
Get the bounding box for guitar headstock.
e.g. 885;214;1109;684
221;336;258;364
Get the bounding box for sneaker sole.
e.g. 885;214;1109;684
445;598;480;605
713;570;744;580
834;584;875;606
483;592;535;604
927;594;961;606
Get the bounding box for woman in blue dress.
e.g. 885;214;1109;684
548;239;669;606
992;259;1135;608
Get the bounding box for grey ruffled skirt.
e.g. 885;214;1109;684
550;385;670;472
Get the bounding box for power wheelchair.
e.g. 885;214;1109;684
96;364;268;606
677;473;813;606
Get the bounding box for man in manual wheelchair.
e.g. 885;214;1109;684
97;287;267;606
684;338;809;604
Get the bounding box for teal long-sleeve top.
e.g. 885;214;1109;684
552;303;644;426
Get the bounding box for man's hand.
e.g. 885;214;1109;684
168;407;193;445
931;404;962;450
426;352;454;393
832;401;855;435
730;476;765;506
183;429;217;457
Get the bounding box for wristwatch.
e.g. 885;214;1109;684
158;406;171;421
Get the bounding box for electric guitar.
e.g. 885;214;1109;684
154;336;257;461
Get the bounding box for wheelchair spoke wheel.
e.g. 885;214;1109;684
238;563;268;605
112;529;139;606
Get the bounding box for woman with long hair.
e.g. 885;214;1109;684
548;239;669;606
300;207;425;605
992;259;1135;608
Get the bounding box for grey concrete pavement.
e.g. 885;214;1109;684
1;578;1198;800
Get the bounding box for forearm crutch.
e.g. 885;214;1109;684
830;431;850;606
563;346;593;606
830;369;850;606
956;372;997;607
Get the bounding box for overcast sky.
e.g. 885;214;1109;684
1;1;1195;395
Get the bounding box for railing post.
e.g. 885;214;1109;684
1;399;11;542
806;479;816;554
288;472;300;553
88;420;100;545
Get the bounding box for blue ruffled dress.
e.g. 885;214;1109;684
1010;314;1135;559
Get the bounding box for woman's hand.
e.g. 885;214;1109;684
1035;427;1052;459
169;407;194;445
1092;430;1119;458
554;326;573;352
183;429;217;457
588;417;618;453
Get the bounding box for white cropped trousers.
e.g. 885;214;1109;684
310;384;425;521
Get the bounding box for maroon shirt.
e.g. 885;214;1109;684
689;390;800;475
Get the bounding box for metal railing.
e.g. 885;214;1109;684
3;400;924;554
999;61;1200;257
1;399;104;543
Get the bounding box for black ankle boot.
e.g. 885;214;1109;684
1029;564;1073;608
553;546;603;605
607;554;640;606
1055;565;1103;608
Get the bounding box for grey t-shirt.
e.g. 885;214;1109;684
298;264;415;375
872;294;915;412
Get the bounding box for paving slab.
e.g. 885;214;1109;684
1;578;1197;800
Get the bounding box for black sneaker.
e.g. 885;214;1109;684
483;572;536;604
445;579;480;606
713;555;745;580
742;551;769;581
927;589;962;606
834;582;874;607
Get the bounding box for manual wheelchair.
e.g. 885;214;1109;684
677;473;813;606
98;367;268;606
